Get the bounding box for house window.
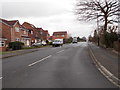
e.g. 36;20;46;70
31;31;33;34
40;32;42;34
24;31;27;34
16;38;20;41
0;41;5;47
15;27;19;32
62;35;65;37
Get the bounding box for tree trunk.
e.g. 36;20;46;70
104;16;108;33
103;16;108;47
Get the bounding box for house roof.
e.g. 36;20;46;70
44;30;48;34
0;18;18;26
36;28;44;32
22;22;36;29
20;25;29;31
53;31;67;35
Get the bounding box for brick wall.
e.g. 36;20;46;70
12;23;21;42
52;34;68;40
0;22;11;44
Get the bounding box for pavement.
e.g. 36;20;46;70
2;42;117;88
88;42;120;87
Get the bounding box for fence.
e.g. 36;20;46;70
113;41;120;52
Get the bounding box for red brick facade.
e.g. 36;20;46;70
52;31;68;40
11;22;21;42
22;22;41;44
0;19;12;51
0;18;52;51
36;28;50;41
0;19;32;51
20;25;31;46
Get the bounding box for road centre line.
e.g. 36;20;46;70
28;50;64;67
0;77;2;80
28;55;52;67
57;50;64;54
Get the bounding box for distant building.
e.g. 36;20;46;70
36;28;50;41
43;30;50;41
49;36;53;41
52;31;68;40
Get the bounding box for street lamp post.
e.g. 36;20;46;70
97;8;100;46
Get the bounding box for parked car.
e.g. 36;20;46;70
42;41;47;46
32;42;42;46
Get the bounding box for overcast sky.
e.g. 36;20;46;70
0;0;96;38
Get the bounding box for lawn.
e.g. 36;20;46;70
0;45;51;55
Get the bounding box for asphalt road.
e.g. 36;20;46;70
2;42;117;88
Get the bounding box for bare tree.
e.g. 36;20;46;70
76;0;119;33
107;25;118;33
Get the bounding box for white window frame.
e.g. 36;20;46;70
15;27;19;32
0;41;5;47
31;31;33;34
16;38;20;41
24;30;27;34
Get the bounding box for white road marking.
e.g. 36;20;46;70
28;55;52;67
0;77;2;80
52;48;57;50
57;50;64;54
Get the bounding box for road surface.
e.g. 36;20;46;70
2;42;117;88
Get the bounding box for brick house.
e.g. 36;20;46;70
0;19;32;51
36;28;50;41
0;18;50;51
22;22;41;44
52;31;68;40
0;19;11;51
43;30;50;41
0;19;22;51
36;28;44;41
1;19;22;42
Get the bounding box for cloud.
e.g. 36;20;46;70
1;0;95;37
1;0;75;18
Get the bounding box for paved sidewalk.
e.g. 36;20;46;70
1;48;39;59
88;42;119;79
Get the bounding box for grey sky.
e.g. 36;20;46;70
1;0;96;37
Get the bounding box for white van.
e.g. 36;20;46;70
52;39;63;47
72;37;78;43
